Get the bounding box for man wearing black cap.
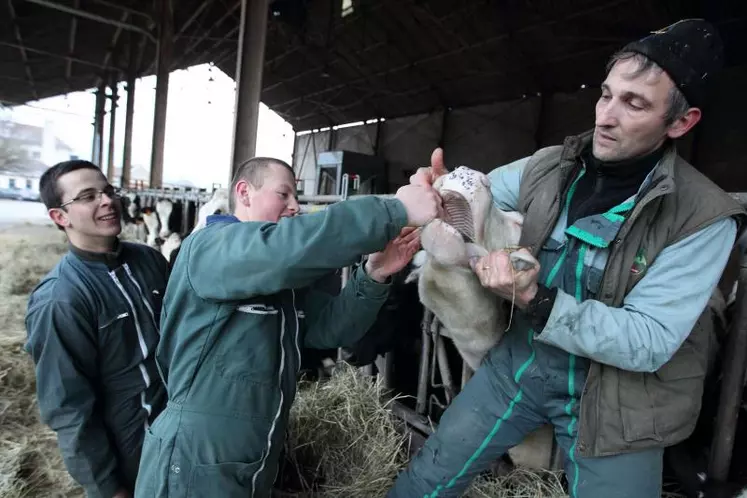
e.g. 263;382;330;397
388;19;745;498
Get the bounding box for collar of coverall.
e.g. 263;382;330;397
69;238;124;270
206;214;240;225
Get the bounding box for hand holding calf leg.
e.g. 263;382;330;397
470;248;540;310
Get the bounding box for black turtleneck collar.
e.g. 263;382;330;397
69;238;124;270
584;143;666;178
566;143;666;226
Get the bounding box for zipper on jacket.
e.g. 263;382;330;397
251;304;287;495
598;183;670;302
123;264;159;330
237;304;279;315
108;270;154;427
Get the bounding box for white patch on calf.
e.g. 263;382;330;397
161;233;182;263
125;192;139;219
120;221;148;244
141;209;160;248
156;199;174;239
192;188;229;234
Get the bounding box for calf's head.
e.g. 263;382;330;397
420;166;524;267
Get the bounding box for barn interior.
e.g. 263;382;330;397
1;0;747;495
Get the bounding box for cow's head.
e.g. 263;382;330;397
419;165;525;268
156;199;174;239
125;192;140;220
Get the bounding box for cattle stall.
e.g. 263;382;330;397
121;178;747;496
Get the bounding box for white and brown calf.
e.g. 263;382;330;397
406;165;554;470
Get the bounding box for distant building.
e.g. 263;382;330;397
0;119;74;166
0;159;47;201
0;118;75;201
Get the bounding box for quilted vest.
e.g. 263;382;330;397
517;129;746;457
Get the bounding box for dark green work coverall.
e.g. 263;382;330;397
133;195;408;498
25;241;169;498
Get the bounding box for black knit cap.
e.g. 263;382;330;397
619;18;724;108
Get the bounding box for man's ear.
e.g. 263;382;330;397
48;208;70;229
666;107;701;139
234;180;253;208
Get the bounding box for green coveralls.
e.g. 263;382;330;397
25;241;169;498
388;170;665;498
133;196;408;498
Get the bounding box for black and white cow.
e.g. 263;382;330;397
119;192;148;244
132;195;197;265
162;188;231;267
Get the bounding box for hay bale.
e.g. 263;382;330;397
0;334;83;498
277;364;690;498
0;228;82;497
0;232;68;296
465;468;567;498
276;364;571;498
277;363;411;498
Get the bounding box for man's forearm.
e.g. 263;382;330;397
189;196;408;301
303;264;391;350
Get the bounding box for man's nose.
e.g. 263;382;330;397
596;100;618;128
100;192;114;206
287;197;300;215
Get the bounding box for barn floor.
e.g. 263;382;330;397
0;219;689;497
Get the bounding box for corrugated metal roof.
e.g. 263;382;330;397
1;0;745;131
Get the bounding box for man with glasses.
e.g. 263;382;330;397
24;160;170;498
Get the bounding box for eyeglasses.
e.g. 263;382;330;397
59;185;121;208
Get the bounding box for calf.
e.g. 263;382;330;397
155;199;184;239
140;207;161;248
407;166;537;371
162;189;231;268
123;192;141;221
406;165;553;470
192;188;229;232
119;192;148;244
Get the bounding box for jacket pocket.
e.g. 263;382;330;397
651;344;706;438
98;310;144;369
618;344;706;444
98;311;130;329
537;238;567;287
618;369;659;443
133;426;163;497
188;460;262;497
236;304;279;315
585;266;604;299
213;302;282;385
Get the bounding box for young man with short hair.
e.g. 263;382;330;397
134;156;441;498
392;19;746;498
25;160;171;498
